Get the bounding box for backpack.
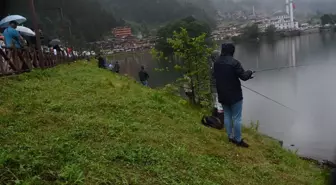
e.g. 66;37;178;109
201;116;224;130
201;107;224;130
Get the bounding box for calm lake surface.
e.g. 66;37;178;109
115;33;336;161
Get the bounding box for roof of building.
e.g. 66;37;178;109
273;10;288;17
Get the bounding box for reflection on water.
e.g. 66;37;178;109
115;33;336;161
110;52;180;87
240;33;336;161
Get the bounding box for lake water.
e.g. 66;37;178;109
115;33;336;162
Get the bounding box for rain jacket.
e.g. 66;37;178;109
214;44;253;106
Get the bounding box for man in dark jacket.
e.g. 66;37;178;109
114;61;120;73
97;54;105;69
330;169;336;185
214;43;254;148
139;65;149;86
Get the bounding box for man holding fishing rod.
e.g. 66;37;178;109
214;43;254;148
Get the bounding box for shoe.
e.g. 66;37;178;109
235;139;249;148
229;138;237;144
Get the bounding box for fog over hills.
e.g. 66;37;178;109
210;0;336;14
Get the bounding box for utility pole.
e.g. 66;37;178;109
29;0;44;68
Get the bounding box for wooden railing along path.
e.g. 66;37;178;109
0;47;82;77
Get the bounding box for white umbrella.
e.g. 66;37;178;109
16;26;35;37
0;15;27;28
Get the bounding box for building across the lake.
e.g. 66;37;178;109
112;27;132;38
256;0;299;32
257;11;299;32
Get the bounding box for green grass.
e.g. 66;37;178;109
0;62;326;185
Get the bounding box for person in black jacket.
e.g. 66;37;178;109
214;43;254;148
114;61;120;73
97;54;105;69
139;65;149;86
330;169;336;185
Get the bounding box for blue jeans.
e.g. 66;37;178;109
222;100;243;142
141;81;148;86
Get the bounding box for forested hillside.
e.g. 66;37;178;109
4;0;120;45
99;0;215;25
2;0;216;45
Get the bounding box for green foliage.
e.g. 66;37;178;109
0;62;327;184
155;16;211;56
243;24;260;40
165;28;213;106
320;14;336;26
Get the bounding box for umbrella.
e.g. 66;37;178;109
0;15;27;28
16;26;35;37
49;39;61;46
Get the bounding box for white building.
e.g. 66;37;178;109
256;0;299;32
270;11;299;30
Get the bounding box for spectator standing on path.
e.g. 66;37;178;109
3;21;29;71
214;43;254;148
0;34;9;61
3;21;25;49
139;65;149;86
114;61;120;73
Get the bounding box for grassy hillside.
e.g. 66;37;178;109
0;62;326;184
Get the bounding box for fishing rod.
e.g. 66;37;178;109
179;79;297;112
254;64;310;73
242;84;297;112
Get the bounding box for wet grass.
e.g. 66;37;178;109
0;61;327;184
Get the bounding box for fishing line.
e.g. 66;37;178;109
254;64;309;73
242;84;297;112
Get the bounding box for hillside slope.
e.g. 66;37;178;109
0;62;326;184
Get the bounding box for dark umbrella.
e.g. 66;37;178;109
49;39;61;46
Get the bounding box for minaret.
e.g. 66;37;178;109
286;0;290;15
253;6;255;16
289;0;294;29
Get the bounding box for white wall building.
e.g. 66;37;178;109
270;11;299;30
257;12;299;32
256;0;299;32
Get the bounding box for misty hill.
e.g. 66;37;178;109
212;0;336;15
3;0;216;44
98;0;215;26
3;0;121;44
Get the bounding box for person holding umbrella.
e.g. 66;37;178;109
3;21;25;49
3;20;30;71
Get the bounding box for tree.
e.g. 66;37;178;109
242;24;260;40
155;16;211;56
152;28;213;106
320;14;335;26
265;25;277;38
140;23;150;38
4;0;122;46
99;0;216;26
